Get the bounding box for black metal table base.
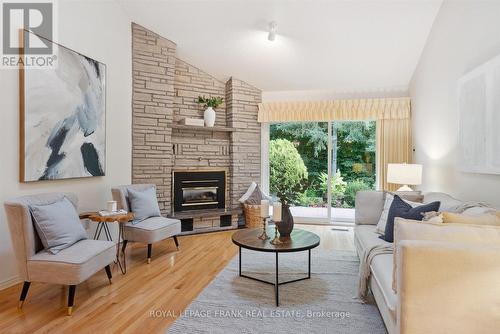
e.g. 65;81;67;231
238;247;311;306
94;222;127;274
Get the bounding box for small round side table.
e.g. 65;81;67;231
79;212;134;274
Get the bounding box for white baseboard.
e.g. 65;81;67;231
0;275;21;290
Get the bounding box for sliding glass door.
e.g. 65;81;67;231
267;120;376;224
329;121;376;221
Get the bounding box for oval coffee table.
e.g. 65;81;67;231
232;227;320;306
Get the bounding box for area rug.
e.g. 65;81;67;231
167;248;387;334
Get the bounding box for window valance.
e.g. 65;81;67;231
258;97;411;122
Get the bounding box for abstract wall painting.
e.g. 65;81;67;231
457;53;500;175
20;31;106;182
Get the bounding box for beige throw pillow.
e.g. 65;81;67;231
442;211;500;226
392;219;500;293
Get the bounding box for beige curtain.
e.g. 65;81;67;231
377;118;413;191
258;97;410;122
258;97;413;191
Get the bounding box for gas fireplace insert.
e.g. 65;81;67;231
172;170;226;212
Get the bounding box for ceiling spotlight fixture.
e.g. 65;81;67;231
268;21;277;41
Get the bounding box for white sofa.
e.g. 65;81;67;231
354;191;500;334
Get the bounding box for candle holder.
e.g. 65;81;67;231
258;216;270;240
270;220;282;245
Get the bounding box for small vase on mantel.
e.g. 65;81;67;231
204;107;216;127
277;203;294;241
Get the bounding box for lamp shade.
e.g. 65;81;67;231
387;163;422;185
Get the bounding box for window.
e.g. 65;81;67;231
264;120;376;224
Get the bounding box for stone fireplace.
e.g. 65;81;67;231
131;23;261;234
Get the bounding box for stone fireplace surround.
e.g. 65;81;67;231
131;23;262;234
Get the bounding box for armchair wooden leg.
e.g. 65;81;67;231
104;265;112;284
173;235;179;250
67;285;76;316
18;281;31;309
147;243;152;264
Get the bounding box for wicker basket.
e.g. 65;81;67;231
242;203;263;228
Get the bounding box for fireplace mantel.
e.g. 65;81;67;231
171;123;236;132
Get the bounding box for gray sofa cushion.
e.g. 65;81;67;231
354;225;390;257
354;225;397;332
128;186;161;223
423;192;463;212
355;191;385;225
30;197;88;254
370;253;397;318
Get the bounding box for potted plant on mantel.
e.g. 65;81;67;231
197;95;224;127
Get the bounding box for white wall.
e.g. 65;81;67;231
410;0;500;207
0;0;132;288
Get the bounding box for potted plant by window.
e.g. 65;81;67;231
197;96;224;127
269;139;308;240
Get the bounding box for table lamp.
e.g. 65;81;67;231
387;163;422;191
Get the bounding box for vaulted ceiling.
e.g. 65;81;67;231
117;0;442;92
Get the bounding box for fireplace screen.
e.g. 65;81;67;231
173;171;226;212
182;186;218;206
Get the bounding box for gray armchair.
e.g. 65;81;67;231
4;193;115;315
111;184;181;263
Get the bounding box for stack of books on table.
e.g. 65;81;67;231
98;209;128;217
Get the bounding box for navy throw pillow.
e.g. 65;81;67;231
381;195;440;243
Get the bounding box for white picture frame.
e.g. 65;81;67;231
457;53;500;175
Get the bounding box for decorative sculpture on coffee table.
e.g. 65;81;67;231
258;217;270;240
270;219;282;245
273;192;294;241
278;203;294;241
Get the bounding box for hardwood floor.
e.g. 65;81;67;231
0;224;355;334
